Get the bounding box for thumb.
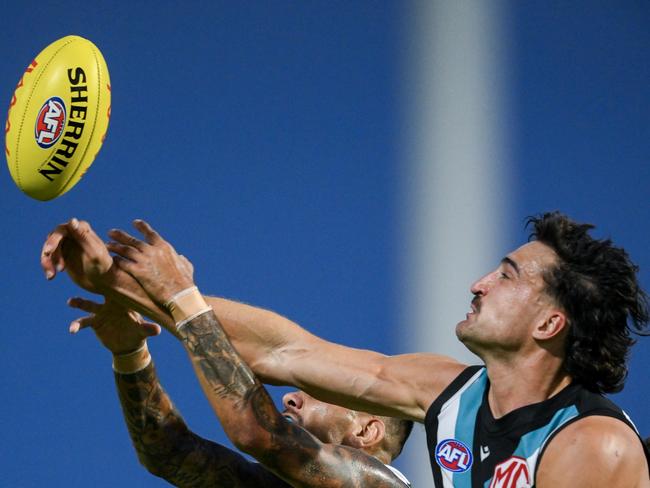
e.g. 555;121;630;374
139;321;162;338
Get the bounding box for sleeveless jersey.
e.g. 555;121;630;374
425;366;650;487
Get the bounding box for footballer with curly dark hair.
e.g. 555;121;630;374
43;212;650;487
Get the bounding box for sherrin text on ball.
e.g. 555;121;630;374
5;35;111;200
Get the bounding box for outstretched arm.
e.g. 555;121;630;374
43;219;465;421
68;298;286;488
176;305;409;487
115;360;286;487
66;246;410;486
201;295;464;421
110;220;466;422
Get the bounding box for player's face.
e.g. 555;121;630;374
281;391;360;444
456;241;559;356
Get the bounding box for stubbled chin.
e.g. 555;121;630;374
455;321;486;358
455;319;468;334
455;319;474;343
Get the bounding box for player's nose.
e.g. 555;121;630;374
470;271;494;296
282;391;304;410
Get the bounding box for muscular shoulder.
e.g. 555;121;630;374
537;415;650;487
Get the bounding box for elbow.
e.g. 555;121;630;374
230;411;299;462
228;411;282;459
230;424;270;457
136;450;166;478
132;422;192;480
247;348;298;386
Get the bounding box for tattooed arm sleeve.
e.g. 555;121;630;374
114;361;289;488
178;311;408;488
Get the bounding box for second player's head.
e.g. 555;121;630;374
281;390;413;464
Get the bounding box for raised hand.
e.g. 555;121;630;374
107;220;195;306
68;296;161;355
41;218;113;293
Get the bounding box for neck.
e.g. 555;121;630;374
363;446;391;465
483;352;572;419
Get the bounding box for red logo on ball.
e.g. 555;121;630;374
35;96;66;148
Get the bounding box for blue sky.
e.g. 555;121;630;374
1;2;648;486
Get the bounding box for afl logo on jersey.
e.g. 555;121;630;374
35;96;66;148
488;456;531;488
435;438;473;473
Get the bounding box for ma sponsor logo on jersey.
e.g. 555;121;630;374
35;96;66;148
435;438;473;473
488;456;531;488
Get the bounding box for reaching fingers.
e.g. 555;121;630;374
67;218;99;249
43;218;111;282
69;315;95;334
125;309;162;338
41;224;69;279
67;296;103;314
108;228;147;251
50;240;66;274
112;254;136;274
133;219;162;245
106;241;140;261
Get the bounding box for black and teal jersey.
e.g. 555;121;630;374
424;366;649;487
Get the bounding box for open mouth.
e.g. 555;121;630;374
465;297;480;319
282;411;300;425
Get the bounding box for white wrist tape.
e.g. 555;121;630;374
112;342;152;374
165;286;212;330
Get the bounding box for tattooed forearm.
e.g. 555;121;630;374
180;313;257;401
178;312;407;488
179;313;283;454
114;362;287;487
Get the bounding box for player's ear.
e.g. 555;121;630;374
533;309;567;341
345;417;385;449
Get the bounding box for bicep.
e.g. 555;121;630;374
205;295;465;420
287;339;466;421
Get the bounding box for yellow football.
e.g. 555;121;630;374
5;35;111;201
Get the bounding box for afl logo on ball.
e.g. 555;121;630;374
435;438;473;473
35;96;66;148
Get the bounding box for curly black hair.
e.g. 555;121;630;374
528;212;649;394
